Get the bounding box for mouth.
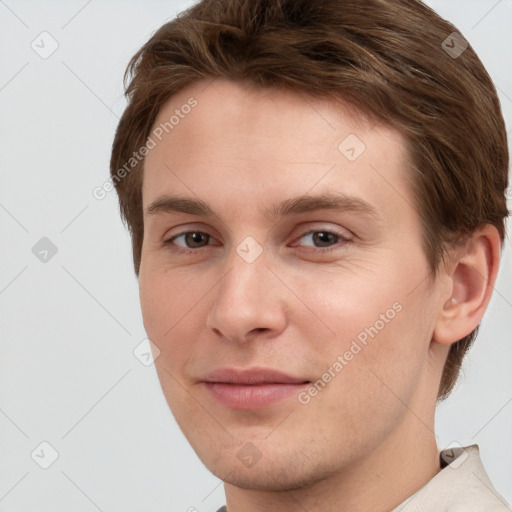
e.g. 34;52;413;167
200;367;311;409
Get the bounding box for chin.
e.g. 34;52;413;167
195;439;332;493
210;461;315;492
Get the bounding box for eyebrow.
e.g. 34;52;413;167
146;192;380;221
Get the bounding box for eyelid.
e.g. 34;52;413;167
162;222;219;243
163;224;352;255
163;220;352;241
164;230;220;251
289;227;352;253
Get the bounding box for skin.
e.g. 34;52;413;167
138;78;501;512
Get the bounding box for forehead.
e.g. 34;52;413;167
142;78;413;223
148;78;381;154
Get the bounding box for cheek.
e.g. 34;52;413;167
302;299;430;453
139;265;213;380
292;264;401;344
302;258;432;390
139;270;196;412
139;273;166;339
139;264;200;337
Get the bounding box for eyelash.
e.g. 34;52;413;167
163;229;351;255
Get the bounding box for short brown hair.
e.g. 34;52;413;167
109;0;509;400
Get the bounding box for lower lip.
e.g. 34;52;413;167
202;382;309;409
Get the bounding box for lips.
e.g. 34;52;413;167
200;367;310;409
201;367;310;385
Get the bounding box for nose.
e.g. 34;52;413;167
205;246;288;344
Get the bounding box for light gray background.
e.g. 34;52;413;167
0;1;511;510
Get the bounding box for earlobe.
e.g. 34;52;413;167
432;225;501;346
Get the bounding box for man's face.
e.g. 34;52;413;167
139;78;447;490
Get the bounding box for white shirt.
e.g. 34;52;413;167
216;444;511;512
393;444;510;511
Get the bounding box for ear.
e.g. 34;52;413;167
432;224;502;345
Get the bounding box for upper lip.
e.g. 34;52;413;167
201;367;310;385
